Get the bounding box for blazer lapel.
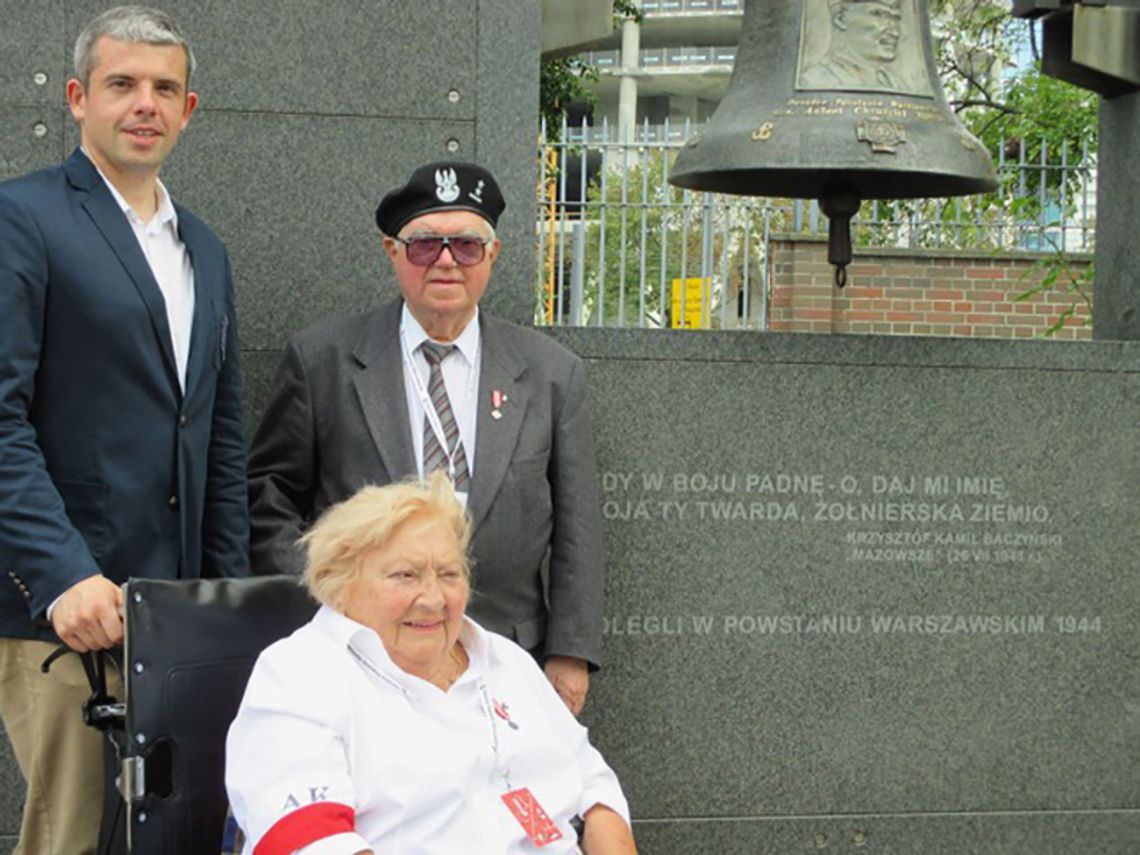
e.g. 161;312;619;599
352;301;417;479
180;213;217;402
467;317;528;536
67;151;179;390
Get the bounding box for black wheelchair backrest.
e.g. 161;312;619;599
120;576;318;854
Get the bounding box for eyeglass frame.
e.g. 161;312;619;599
392;233;494;267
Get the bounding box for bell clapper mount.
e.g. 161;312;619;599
820;186;860;290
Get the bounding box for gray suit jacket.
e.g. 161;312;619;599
248;299;605;666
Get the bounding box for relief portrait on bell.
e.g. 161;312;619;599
797;0;933;97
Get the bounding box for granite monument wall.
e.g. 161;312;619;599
3;1;1139;852
561;329;1140;853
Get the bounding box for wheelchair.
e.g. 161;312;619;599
69;576;318;854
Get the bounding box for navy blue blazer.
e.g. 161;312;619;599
0;149;249;641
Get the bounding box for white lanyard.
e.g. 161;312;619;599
348;643;408;695
478;679;513;792
400;326;480;483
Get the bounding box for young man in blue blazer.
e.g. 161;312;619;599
0;7;248;852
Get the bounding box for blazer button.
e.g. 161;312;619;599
168;495;179;509
179;413;188;428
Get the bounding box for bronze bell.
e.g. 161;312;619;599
670;0;998;287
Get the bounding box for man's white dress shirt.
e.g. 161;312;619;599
90;155;195;392
400;305;480;484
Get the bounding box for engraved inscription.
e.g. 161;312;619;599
771;96;945;123
598;468;1102;644
600;469;1064;566
602;612;1103;638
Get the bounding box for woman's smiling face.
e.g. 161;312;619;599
342;511;469;681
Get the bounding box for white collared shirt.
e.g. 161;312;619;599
226;608;629;854
401;305;480;482
87;150;195;393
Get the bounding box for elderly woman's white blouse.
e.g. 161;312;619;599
225;606;630;854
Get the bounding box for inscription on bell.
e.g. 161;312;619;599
797;0;933;97
856;120;907;154
750;122;774;142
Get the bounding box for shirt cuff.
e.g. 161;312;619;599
580;790;631;827
45;592;64;623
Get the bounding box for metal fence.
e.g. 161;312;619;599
534;117;1097;330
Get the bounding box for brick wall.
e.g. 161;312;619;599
768;236;1093;340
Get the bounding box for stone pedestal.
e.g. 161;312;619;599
554;327;1140;852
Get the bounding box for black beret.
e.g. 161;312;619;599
375;161;506;236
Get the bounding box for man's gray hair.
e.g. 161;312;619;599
74;6;196;86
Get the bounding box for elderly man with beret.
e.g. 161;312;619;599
248;162;605;713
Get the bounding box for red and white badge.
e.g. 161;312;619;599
501;787;563;847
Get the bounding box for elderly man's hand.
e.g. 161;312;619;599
50;575;123;652
544;655;589;716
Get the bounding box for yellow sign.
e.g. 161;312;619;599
671;278;710;329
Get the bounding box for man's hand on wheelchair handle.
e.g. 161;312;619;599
50;575;124;651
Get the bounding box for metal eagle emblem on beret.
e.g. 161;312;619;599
435;168;460;203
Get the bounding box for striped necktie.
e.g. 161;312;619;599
420;342;469;490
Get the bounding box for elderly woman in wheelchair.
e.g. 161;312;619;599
225;474;636;854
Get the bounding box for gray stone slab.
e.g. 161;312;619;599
1095;92;1140;341
157;110;474;350
0;107;68;181
475;0;542;327
0;731;20;841
554;331;1139;850
65;0;477;120
0;0;63;106
632;811;1140;854
241;349;286;438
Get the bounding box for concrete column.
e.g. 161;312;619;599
618;2;641;143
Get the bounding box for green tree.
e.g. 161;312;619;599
933;3;1098;218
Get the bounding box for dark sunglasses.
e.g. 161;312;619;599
395;234;491;267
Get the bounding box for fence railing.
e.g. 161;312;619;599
535;117;1097;330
